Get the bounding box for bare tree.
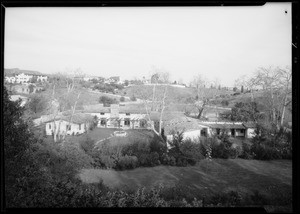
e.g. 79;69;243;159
251;66;292;128
190;74;216;119
49;68;84;142
277;67;292;126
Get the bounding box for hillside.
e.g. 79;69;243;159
123;85;232;104
4;68;44;76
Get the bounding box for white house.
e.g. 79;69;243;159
37;75;48;82
45;113;93;136
163;119;257;143
83;104;157;130
15;73;33;84
5;76;16;83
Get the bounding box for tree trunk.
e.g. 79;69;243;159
151;83;156;111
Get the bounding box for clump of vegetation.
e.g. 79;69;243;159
99;95;118;106
120;96;125;102
130;95;137;101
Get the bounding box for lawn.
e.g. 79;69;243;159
78;159;292;201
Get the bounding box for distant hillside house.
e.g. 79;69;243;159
106;76;123;85
45;113;93;136
37;75;48;82
15;73;33;84
5;76;16;83
83;104;158;131
11;84;43;94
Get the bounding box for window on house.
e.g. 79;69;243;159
201;128;207;137
101;119;106;125
140;120;147;128
124;119;130;126
126;113;130;116
240;129;245;134
49;124;51;129
79;124;81;130
66;125;71;130
216;128;220;135
100;112;105;115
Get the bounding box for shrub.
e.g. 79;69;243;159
79;135;95;155
99;95;118;106
120;96;125;102
221;100;229;106
239;142;253;159
130;95;137;101
117;155;138;170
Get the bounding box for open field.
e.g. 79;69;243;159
79;159;292;200
123;85;233;104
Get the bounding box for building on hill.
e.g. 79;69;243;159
36;75;48;82
45;113;93;136
11;84;43;94
5;76;16;83
15;73;33;84
82;104;159;131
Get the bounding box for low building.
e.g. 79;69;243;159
83;104;157;130
37;75;48;82
45;113;93;136
5;76;16;83
11;84;42;94
164;119;257;142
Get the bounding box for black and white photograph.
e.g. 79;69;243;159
2;2;295;212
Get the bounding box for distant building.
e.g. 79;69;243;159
5;76;16;83
83;104;157;130
106;76;124;84
45;113;93;136
11;84;43;94
15;73;33;84
37;75;48;82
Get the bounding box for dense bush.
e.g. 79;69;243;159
130;95;137;101
79;135;95;155
99;95;118;106
248;124;292;160
117;155;138;170
120;96;125;102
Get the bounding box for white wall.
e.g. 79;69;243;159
46;120;87;135
183;130;201;141
235;129;245;137
246;128;256;138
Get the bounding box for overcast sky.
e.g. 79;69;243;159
5;3;291;86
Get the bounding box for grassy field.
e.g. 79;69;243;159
78;159;292;201
123;85;232;104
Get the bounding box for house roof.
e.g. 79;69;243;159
163;117;201;135
242;122;257;128
47;113;93;124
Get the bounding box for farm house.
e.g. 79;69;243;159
45;113;93;136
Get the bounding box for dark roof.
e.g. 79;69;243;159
163;117;200;135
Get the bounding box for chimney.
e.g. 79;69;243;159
110;104;119;118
